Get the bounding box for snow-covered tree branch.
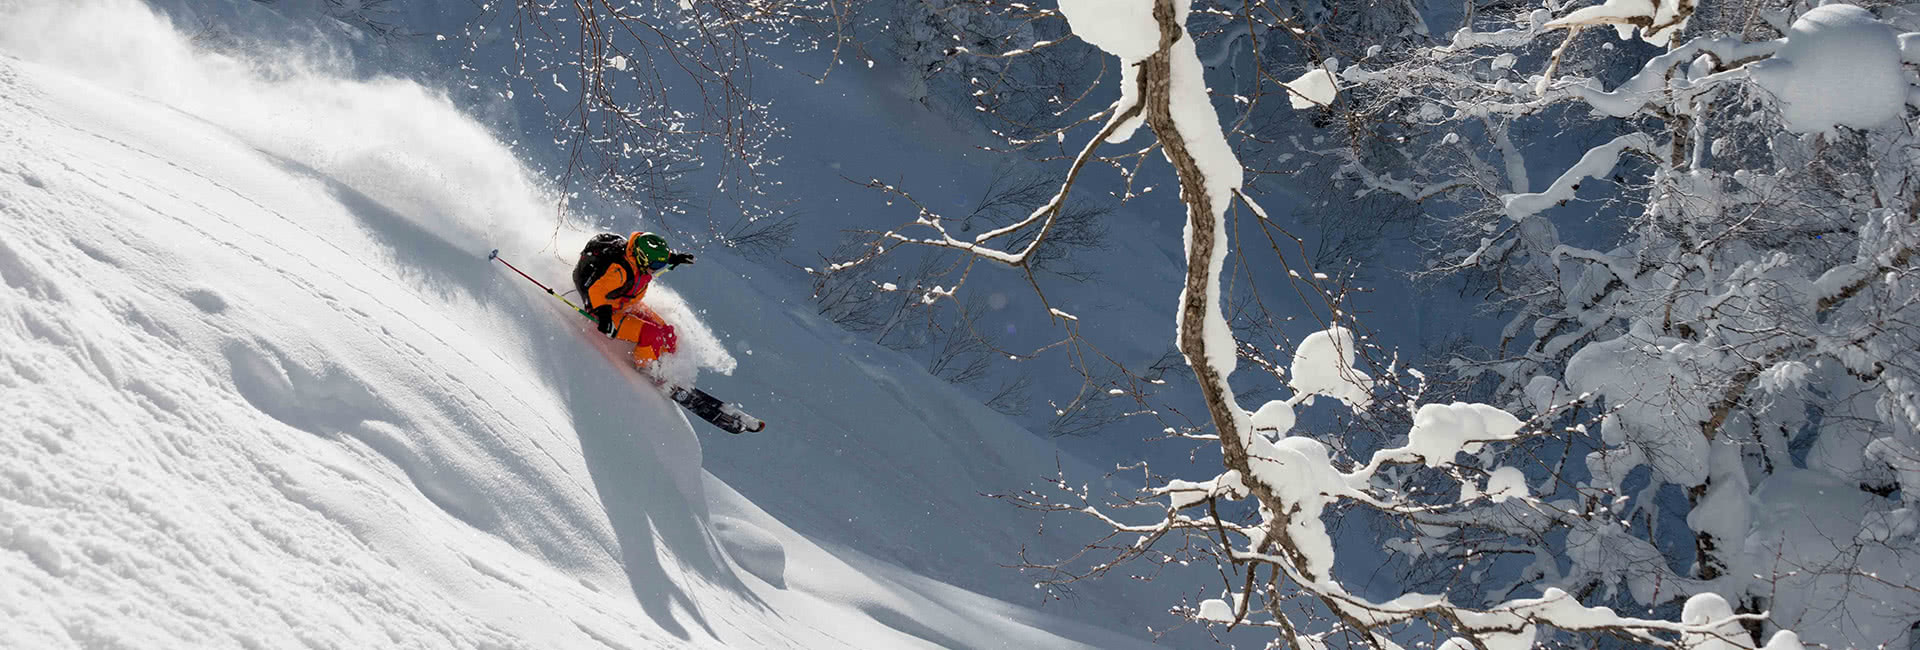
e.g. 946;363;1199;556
821;0;1915;646
1308;0;1920;646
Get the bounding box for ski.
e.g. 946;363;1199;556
631;366;765;434
666;385;766;434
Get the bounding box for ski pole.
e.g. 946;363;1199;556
489;249;593;320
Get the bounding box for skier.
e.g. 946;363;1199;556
491;238;762;432
572;231;697;371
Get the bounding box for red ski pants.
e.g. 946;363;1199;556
610;303;678;365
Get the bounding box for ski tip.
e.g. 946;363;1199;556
487;248;499;260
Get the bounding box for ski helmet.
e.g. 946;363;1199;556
629;232;671;265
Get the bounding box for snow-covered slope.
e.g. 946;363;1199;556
0;3;1182;647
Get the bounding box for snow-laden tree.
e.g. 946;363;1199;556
833;0;1849;646
1307;0;1920;646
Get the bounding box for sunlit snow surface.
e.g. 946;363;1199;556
0;2;1176;647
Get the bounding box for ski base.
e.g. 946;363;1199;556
668;385;767;435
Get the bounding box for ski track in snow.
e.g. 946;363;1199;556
0;5;1181;646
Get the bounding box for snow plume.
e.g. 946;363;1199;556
0;0;546;255
0;0;733;378
631;281;738;387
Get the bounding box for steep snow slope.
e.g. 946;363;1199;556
0;4;1184;647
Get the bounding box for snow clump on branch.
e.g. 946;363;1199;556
1288;326;1374;408
1282;65;1338;109
1748;4;1907;135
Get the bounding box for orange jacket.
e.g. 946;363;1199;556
585;232;658;311
587;260;653;312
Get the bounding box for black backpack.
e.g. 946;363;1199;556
573;233;637;307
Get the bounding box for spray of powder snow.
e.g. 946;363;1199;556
0;0;735;379
0;0;538;253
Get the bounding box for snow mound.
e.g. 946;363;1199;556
1750;4;1906;135
710;516;787;588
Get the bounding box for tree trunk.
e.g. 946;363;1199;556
1137;0;1320;581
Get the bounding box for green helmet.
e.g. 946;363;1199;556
629;232;671;266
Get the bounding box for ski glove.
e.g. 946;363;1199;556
667;252;696;266
592;305;615;336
